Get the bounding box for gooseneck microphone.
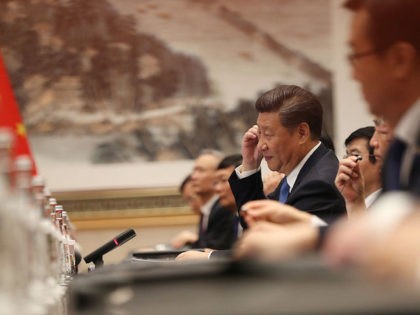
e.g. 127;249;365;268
84;228;136;268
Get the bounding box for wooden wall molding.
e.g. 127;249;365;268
53;187;198;230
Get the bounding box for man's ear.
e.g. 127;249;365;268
388;42;418;79
297;122;310;144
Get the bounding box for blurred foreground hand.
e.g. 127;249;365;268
241;200;312;227
234;222;318;262
175;249;213;261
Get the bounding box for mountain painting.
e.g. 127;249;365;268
0;0;333;190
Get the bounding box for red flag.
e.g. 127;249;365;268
0;52;37;174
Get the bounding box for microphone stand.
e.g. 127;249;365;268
84;228;136;270
92;256;104;269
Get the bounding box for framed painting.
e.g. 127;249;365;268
1;0;334;193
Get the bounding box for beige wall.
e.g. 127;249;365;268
331;1;373;157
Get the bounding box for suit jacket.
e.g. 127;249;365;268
382;137;420;197
229;143;346;227
192;198;237;250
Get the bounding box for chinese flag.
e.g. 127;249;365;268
0;52;37;174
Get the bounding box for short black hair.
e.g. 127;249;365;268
344;126;375;147
217;154;242;170
345;126;376;163
343;0;420;52
255;85;323;139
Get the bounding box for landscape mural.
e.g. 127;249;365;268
0;0;333;189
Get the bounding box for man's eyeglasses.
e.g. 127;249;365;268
343;152;363;159
347;48;386;65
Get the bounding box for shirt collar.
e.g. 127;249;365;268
365;188;382;208
286;141;321;192
394;99;420;146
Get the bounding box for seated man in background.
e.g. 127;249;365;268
335;126;383;217
176;154;243;260
189;150;236;250
229;85;346;226
324;119;401;266
213;154;243;239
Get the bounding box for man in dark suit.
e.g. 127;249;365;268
229;85;346;226
235;1;420;263
176;154;243;261
322;0;420;277
344;0;420;196
335;125;384;217
190;150;236;250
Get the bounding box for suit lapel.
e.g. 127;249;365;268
290;143;328;195
268;144;329;202
206;198;220;229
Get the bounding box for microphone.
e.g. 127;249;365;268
84;228;136;268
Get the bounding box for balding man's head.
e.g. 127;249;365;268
190;150;224;202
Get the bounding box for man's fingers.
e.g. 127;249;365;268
336;173;351;184
243;125;259;140
243;199;278;210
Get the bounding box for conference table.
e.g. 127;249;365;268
68;252;420;315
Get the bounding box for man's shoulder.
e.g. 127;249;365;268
208;201;235;228
315;149;339;169
305;145;339;174
294;146;339;189
313;144;338;161
211;200;234;216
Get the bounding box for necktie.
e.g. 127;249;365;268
383;138;407;191
233;215;239;239
278;178;290;203
408;153;419;190
197;215;205;246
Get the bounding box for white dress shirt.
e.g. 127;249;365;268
200;195;219;231
365;189;382;209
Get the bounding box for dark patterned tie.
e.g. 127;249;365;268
383;138;407;191
233;215;239;239
408;151;420;193
278;178;290;203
